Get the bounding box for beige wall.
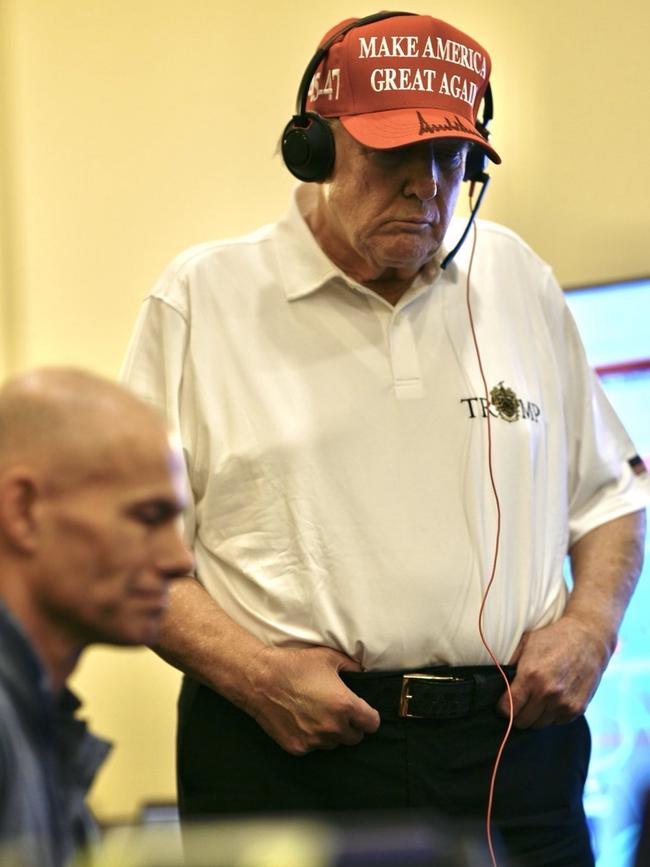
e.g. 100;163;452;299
1;0;648;821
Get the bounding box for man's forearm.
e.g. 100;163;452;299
150;575;381;754
152;575;268;708
566;509;647;653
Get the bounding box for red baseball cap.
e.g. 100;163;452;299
306;13;501;164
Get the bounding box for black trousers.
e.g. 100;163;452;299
177;670;594;867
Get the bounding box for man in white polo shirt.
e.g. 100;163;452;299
121;12;647;866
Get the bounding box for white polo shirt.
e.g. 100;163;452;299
122;185;647;670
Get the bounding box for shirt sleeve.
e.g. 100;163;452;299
560;294;649;546
120;292;198;550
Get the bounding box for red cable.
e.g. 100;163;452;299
463;187;515;867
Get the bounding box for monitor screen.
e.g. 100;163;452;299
565;277;650;371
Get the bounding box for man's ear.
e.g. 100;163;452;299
0;468;42;554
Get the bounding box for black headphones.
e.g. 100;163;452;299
281;11;494;185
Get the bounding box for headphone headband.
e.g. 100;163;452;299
294;12;416;116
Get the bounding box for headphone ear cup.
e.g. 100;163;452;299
281;113;335;182
464;143;487;183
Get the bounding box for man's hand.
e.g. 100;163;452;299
499;511;646;729
497;615;611;729
150;579;380;754
241;645;381;755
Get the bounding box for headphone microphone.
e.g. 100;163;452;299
440;74;494;269
463;81;494;186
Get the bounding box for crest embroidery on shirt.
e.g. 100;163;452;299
490;381;520;422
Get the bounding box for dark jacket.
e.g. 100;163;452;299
0;603;111;867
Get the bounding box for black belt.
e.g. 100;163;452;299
340;665;516;720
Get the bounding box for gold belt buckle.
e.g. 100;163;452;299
399;673;466;719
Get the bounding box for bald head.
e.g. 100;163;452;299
0;367;168;490
0;367;193;681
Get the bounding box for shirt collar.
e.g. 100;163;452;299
274;184;343;301
274;184;457;303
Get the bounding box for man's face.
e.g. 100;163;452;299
34;435;193;647
312;124;468;283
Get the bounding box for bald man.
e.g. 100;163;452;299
0;368;193;867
